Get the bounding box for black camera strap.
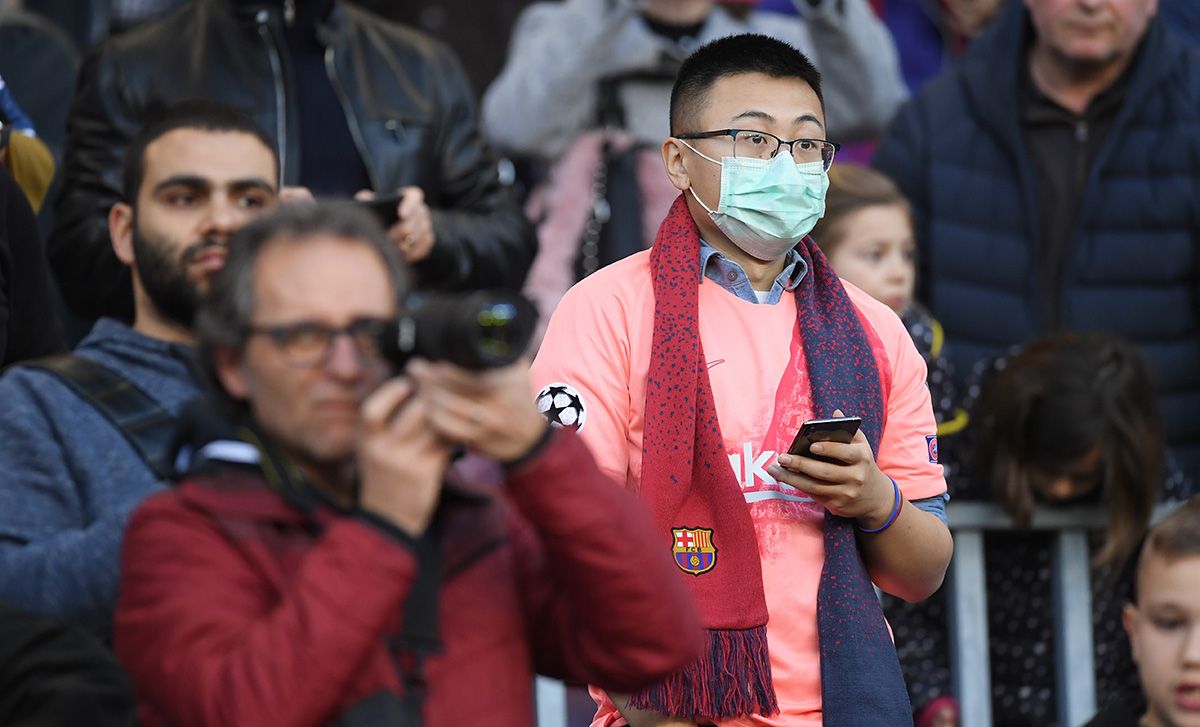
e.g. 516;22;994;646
19;354;178;480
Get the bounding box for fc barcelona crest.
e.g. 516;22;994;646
672;527;717;576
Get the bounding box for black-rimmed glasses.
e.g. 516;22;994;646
676;129;839;171
245;317;393;367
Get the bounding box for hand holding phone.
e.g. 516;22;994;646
356;192;405;228
787;415;863;462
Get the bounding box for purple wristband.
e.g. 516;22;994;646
858;476;903;534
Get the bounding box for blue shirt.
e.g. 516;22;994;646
698;241;950;523
699;240;805;304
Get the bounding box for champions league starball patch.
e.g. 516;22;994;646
671;527;717;576
535;383;587;432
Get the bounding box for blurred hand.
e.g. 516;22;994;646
394;186;437;264
765;409;896;529
353;186;436;263
279;185;315;204
640;0;711;24
406;358;549;463
357;377;454;536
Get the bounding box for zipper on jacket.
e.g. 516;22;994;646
324;44;382;192
256;10;289;184
1045;120;1092;332
1073;121;1090;187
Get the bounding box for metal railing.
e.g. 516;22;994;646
946;502;1107;727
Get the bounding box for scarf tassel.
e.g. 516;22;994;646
628;626;779;719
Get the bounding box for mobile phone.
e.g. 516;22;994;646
787;415;863;459
356;192;404;227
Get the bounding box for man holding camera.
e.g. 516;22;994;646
0;101;281;638
113;202;702;726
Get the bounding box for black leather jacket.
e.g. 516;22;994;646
49;0;535;322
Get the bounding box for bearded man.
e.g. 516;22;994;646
0;101;282;638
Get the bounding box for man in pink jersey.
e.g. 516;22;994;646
532;34;953;727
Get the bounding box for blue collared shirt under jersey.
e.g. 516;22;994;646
700;239;806;304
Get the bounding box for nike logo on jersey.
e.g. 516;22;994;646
727;443;813;504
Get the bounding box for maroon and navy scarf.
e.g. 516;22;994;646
630;196;911;724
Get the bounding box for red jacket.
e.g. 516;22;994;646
114;430;702;726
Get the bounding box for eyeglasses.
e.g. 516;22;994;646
244;317;393;367
675;129;839;171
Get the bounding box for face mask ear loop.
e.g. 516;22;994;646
688;186;718;215
676;138;723;167
675;138;723;215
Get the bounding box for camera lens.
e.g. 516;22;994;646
382;291;537;370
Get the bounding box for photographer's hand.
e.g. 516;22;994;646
407;358;549;463
357;377;453;537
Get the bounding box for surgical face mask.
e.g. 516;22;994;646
680;141;829;261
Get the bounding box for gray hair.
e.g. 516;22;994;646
196;201;409;362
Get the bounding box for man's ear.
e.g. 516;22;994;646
1123;603;1140;663
213;344;250;401
109;202;136;267
661;138;692;193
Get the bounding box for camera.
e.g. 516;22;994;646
377;290;537;370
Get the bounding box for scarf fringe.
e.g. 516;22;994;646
629;626;778;719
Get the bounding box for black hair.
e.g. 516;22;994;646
668;33;824;136
120;100;279;204
975;333;1163;572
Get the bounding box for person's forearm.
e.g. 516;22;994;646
425;205;536;290
858;494;953;602
0;506;135;637
117;515;418;726
481;0;634;155
508;431;703;689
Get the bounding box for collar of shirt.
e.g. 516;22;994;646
699;240;807;304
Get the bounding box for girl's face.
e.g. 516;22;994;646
1027;445;1104;503
825;204;916;315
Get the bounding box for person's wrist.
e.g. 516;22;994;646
359;480;429;537
497;415;552;466
857;471;901;532
361;503;424;537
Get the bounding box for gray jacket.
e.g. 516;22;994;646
481;0;908;158
0;319;200;637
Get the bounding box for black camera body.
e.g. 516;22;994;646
377;290;537;370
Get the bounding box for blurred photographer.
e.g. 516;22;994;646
113;202;701;727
